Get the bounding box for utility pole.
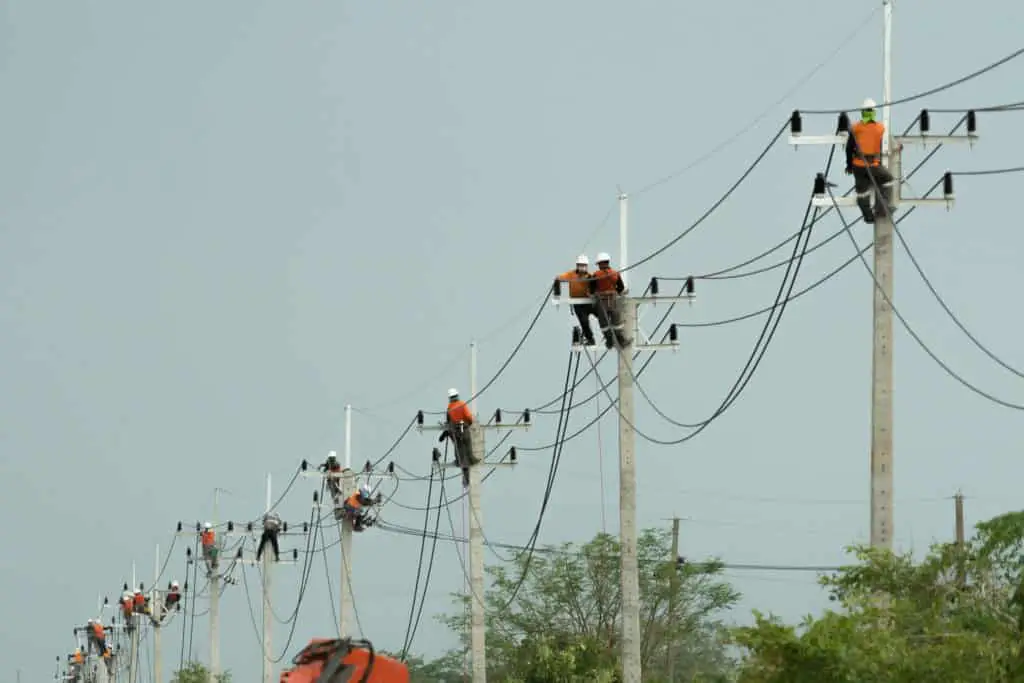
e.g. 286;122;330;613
955;491;966;587
551;194;695;683
209;488;227;678
416;343;531;683
262;475;273;683
340;405;355;639
667;517;680;682
153;545;162;683
788;0;978;550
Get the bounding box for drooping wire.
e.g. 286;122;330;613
399;458;437;659
400;458;444;660
800;45;1024;113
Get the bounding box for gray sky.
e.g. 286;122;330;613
3;1;1023;680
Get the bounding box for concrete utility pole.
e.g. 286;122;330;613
416;343;531;683
955;490;966;586
667;517;680;682
209;487;230;678
127;613;140;683
340;406;356;639
788;0;978;550
153;545;162;683
550;194;695;683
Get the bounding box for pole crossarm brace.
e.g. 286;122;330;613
788;109;979;149
811;171;958;209
431;445;520;469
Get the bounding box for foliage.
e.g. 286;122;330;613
170;661;231;683
436;527;740;681
732;511;1024;682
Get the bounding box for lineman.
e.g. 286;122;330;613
589;253;630;349
201;522;218;568
257;510;282;562
102;644;115;677
845;98;896;224
439;388;477;486
342;484;378;532
165;580;182;611
89;618;107;656
555;254;597;346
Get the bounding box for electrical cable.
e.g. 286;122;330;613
826;183;1024;410
953;166;1024;176
399;460;443;661
370;416;417;468
801;45;1024;113
633;3;880;196
399;460;437;659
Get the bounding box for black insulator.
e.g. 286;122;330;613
313;491;319;503
303;522;309;533
509;447;517;463
293;549;299;561
386;461;395;474
572;327;581;344
185;549;191;559
685;277;695;295
919;109;930;134
246;522;253;532
552;279;562;296
104;597;109;605
139;583;144;592
669;324;678;343
790;110;802;135
283;522;289;533
966;110;977;134
416;410;424;425
813;173;826;195
300;459;308;471
494;409;502;424
184;581;189;591
523;409;531;424
364;460;372;472
194;522;200;532
432;447;442;462
176;521;182;532
649;277;659;296
837;112;850;133
943;171;954;197
235;548;242;559
227;521;234;532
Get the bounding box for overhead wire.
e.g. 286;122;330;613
801;45;1024;113
399;461;443;661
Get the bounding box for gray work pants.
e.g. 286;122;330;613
593;294;628;348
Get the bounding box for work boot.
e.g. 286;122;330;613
603;332;615;349
462;468;470;487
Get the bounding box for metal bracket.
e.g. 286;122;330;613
894;134;978;146
788;133;848;146
810;195;954;209
551;294;696;307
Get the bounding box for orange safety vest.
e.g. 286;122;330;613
133;594;145;607
850;120;885;167
592;266;623;294
92;623;104;639
557;270;591;298
201;530;215;547
73;652;83;664
344;493;363;510
446;400;474;425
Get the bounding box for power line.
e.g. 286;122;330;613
801;45;1024;113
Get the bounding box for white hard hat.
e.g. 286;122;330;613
447;388;459;398
359;484;371;496
203;522;212;529
596;252;611;263
87;619;94;624
576;254;589;266
171;581;179;588
95;619;102;626
862;98;877;109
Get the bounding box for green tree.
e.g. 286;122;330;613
170;661;232;683
732;511;1024;682
439;527;740;681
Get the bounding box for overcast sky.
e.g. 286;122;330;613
3;1;1023;680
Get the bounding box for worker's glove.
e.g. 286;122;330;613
438;431;449;442
844;166;853;175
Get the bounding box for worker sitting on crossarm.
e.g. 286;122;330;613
319;454;343;500
439;388;478;487
89;619;107;655
342;485;378;532
69;650;83;682
119;592;133;621
132;589;148;615
845;98;897;224
165;581;182;612
257;511;282;562
201;522;218;568
103;645;115;677
589;253;630;349
555;254;597;346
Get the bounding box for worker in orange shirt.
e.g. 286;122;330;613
132;589;148;614
201;522;218;568
342;484;378;532
319;453;343;502
119;592;133;620
165;580;182;612
845;98;896;224
89;619;107;655
588;253;630;349
439;388;478;486
102;644;115;677
69;649;84;682
555;254;597;346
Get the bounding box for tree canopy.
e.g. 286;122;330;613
732;511;1024;682
434;527;740;682
170;661;232;683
